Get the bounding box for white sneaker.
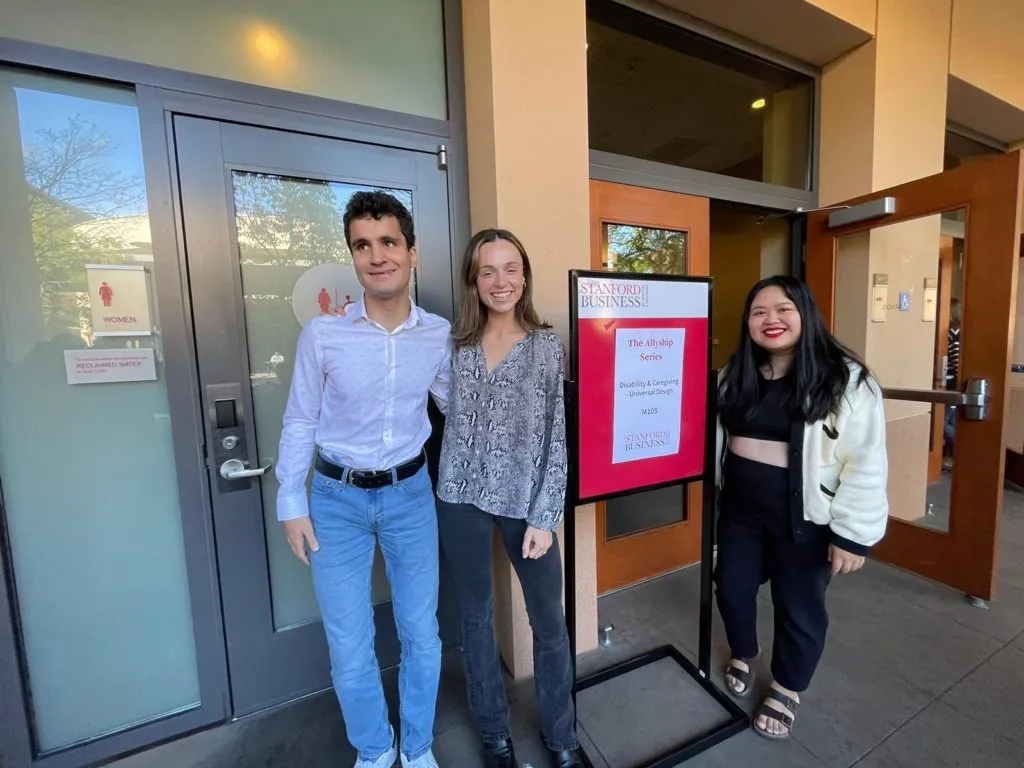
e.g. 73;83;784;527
354;738;398;768
400;749;439;768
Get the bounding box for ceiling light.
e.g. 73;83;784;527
751;98;767;110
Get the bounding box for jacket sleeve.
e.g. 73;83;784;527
829;378;889;554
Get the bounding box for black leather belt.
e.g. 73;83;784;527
315;451;426;490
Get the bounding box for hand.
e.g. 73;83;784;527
829;544;865;576
522;526;553;560
284;517;320;566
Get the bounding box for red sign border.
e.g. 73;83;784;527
567;269;715;506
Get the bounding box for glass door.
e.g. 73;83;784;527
589;180;710;594
806;151;1024;602
174;117;456;715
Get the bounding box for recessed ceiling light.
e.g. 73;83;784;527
751;98;767;110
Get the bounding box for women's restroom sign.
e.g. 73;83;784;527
571;271;711;504
85;264;153;336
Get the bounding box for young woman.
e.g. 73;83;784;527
436;229;583;768
715;276;888;741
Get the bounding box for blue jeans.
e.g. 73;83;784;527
436;500;578;752
310;464;441;762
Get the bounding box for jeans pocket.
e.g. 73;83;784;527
312;471;345;496
395;466;431;497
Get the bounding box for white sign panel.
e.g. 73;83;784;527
85;264;153;336
577;276;709;320
65;348;158;385
291;262;362;328
611;327;685;464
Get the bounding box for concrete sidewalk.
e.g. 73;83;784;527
110;487;1024;767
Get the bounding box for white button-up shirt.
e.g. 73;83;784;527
276;299;452;521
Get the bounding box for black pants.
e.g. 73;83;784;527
436;500;578;752
714;453;832;692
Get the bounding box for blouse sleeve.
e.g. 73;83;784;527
526;334;568;531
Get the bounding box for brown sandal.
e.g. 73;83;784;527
724;658;755;698
753;688;799;741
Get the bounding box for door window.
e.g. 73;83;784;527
229;171;409;630
833;210;965;534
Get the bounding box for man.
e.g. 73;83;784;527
277;191;451;768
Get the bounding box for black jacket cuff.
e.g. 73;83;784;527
829;530;869;556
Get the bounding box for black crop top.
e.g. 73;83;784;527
720;375;794;443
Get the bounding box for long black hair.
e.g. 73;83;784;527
719;275;871;424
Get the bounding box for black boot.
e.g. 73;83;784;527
482;737;517;768
548;747;585;768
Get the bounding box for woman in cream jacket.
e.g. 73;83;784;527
714;276;888;741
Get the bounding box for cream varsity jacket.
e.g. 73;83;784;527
715;364;889;553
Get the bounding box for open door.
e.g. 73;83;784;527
806;151;1023;602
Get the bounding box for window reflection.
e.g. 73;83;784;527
603;223;687;275
587;0;813;189
0;69;199;751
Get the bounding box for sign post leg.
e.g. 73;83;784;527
698;366;718;678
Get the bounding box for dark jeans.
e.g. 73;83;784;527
436;500;578;752
714;453;832;693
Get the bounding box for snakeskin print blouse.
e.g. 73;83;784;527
437;330;568;531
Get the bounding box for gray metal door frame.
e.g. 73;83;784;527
174;115;458;716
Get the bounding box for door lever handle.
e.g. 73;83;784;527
220;458;273;480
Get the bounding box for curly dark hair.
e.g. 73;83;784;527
343;190;415;250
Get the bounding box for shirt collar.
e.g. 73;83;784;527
346;294;421;330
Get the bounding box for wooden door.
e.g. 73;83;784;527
806;151;1023;601
589;180;710;594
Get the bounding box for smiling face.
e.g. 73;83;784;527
475;238;525;318
748;284;802;353
348;214;417;301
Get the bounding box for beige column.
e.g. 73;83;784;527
819;0;952;523
461;0;597;678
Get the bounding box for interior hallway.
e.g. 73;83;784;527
109;487;1024;768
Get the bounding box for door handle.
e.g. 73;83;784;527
881;388;963;406
882;377;990;421
219;458;273;480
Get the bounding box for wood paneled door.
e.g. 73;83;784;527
589;180;710;594
806;151;1023;601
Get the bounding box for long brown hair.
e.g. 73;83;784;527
452;228;551;347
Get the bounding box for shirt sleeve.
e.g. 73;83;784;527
829;377;889;554
430;334;453;416
275;322;324;521
527;336;568;531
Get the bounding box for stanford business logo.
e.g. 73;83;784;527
579;279;650;309
623;429;671;452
